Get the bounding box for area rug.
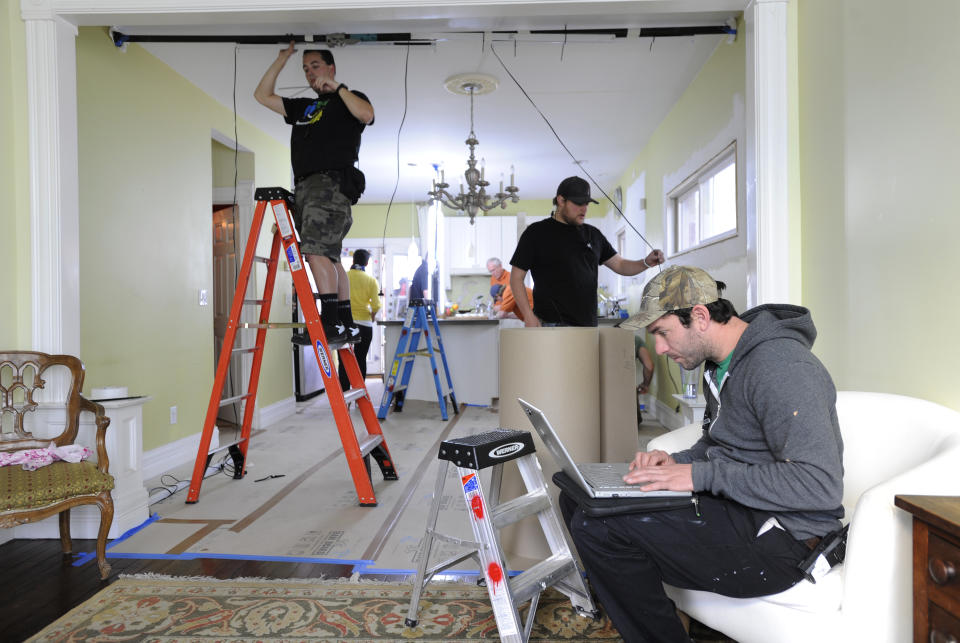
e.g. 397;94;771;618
29;576;622;642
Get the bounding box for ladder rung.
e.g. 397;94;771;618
239;322;305;329
509;555;580;606
491;489;552;530
219;393;251;406
243;299;267;305
231;346;260;354
389;384;408;393
343;387;366;404
207;437;248;456
254;255;271;264
357;433;384;457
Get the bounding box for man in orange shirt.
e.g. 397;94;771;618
491;283;534;322
486;257;510;290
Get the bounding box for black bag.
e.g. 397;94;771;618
340;166;366;205
552;471;698;517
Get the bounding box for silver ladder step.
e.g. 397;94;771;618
343;387;367;404
357;433;384;457
405;429;598;642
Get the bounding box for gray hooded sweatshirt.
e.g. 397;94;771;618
671;304;844;540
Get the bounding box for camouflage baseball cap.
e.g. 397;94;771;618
620;266;719;330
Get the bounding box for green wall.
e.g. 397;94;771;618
797;0;960;409
76;29;293;451
615;26;746;407
212;140;254;187
0;2;29;348
346;198;562;241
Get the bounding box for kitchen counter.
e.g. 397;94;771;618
382;317;502;407
381;316;628;408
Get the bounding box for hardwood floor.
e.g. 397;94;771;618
0;538;360;642
1;538;735;642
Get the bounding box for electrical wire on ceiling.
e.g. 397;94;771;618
379;43;412;252
489;42;659;265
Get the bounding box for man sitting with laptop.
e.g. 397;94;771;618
559;265;844;642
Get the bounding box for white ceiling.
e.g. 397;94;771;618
99;2;744;204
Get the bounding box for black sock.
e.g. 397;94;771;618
338;301;355;328
319;294;339;328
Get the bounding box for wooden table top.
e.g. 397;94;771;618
895;495;960;539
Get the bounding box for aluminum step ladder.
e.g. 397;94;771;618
405;429;598;642
377;299;457;420
186;186;398;507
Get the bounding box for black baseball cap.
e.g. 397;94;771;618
554;176;599;206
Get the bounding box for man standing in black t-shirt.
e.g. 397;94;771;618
509;176;665;327
255;43;374;343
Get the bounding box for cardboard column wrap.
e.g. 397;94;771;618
498;328;601;563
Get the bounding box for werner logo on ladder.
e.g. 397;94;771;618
186;187;398;507
378;299;458;420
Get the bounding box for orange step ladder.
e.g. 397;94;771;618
186;186;398;506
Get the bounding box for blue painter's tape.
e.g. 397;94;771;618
71;513;162;567
101;551;372;566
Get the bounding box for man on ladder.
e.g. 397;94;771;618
254;41;373;343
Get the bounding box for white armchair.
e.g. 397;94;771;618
646;391;960;643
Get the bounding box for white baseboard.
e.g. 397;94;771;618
141;396;297;482
257;395;296;429
142;430;214;483
651;397;690;431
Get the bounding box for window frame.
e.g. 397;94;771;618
666;141;739;257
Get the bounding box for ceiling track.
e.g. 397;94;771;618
110;24;736;49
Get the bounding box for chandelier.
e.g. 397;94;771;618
428;74;519;224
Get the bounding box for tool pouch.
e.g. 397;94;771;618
340;166;366;205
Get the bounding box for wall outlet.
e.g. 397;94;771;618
170;405;178;424
198;289;209;306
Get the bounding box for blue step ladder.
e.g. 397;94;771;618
378;299;458;420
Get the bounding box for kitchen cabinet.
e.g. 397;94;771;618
446;215;518;273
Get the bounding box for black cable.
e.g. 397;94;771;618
490;43;659;261
232;44;239;215
380;43;411;252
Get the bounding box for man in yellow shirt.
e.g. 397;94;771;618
338;249;381;390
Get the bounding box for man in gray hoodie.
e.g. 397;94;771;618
560;265;844;642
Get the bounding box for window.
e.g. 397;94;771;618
668;143;737;254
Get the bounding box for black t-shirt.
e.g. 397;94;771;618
510;217;616;326
283;90;372;179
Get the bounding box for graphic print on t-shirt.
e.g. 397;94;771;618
298;98;330;125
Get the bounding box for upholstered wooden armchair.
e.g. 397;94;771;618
0;352;114;579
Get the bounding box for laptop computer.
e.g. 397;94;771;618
518;398;692;500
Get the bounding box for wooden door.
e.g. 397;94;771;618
212;204;242;431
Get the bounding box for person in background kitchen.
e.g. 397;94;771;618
510;176;665;327
490;283;534;322
486;257;511;292
338;249;380;392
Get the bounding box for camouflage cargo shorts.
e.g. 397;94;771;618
293;172;353;260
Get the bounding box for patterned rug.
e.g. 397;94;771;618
29;576;623;642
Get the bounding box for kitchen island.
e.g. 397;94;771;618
381;315;626;408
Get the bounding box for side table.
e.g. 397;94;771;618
895;494;960;642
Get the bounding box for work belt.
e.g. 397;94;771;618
797;524;849;583
295;168;342;184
